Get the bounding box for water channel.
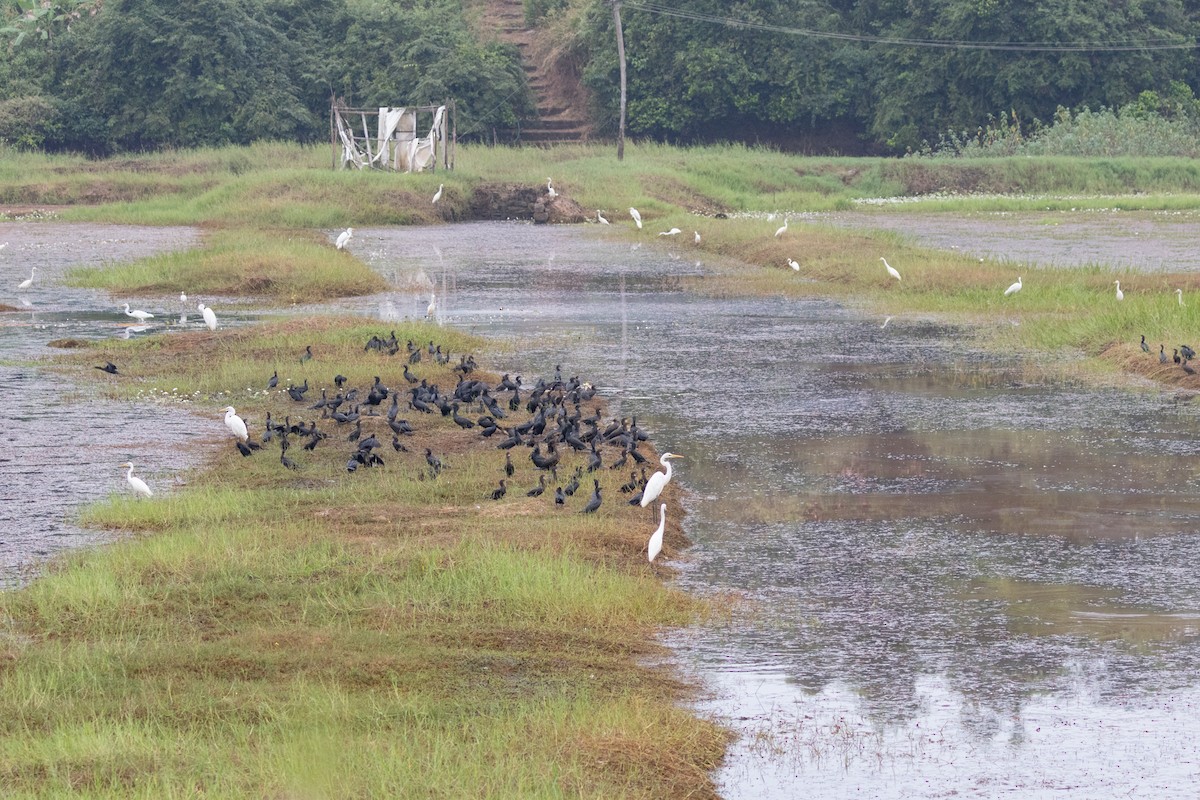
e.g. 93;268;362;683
5;212;1200;796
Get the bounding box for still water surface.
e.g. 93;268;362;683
5;217;1200;796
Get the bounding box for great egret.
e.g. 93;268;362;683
1177;288;1185;307
336;227;354;250
1004;276;1023;296
658;227;682;237
597;210;609;225
432;184;444;204
640;452;683;508
17;267;35;289
122;302;154;322
648;503;666;562
774;218;788;238
629;207;642;229
881;257;901;281
547;177;557;199
223;406;249;442
121;462;153;498
426;292;437;318
694;231;701;245
179;291;187;303
787;258;800;271
1115;280;1124;301
198;302;217;331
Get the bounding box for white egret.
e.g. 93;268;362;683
658;227;682;237
640;452;684;508
17;267;35;289
774;218;788;238
881;257;901;281
597;210;609;225
787;258;800;271
432;184;444;204
629;207;642;229
426;292;437;318
121;302;154;322
694;231;701;245
179;291;187;303
882;316;893;329
335;227;354;250
648;503;667;563
223;406;249;442
1114;280;1124;301
1177;288;1185;307
1004;276;1023;296
120;462;153;498
198;302;217;331
547;177;557;199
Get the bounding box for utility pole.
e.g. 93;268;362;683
613;0;627;161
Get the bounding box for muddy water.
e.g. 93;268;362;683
7;217;1200;795
1;223;205;586
338;222;1200;798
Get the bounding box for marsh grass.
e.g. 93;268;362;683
3;317;725;797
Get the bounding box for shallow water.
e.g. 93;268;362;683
0;223;206;586
7;216;1200;796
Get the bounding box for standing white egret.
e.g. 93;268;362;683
120;462;153;498
426;292;437;318
648;503;667;563
1177;288;1185;307
787;258;800;271
629;207;642;229
640;452;684;508
597;210;609;225
223;406;249;442
17;267;35;289
335;227;354;250
179;291;187;303
881;257;901;281
198;302;217;331
121;302;154;322
774;218;789;238
1004;276;1023;296
547;177;557;199
432;184;444;204
1114;280;1124;301
658;227;682;237
694;231;701;245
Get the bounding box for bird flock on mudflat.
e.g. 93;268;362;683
113;329;682;563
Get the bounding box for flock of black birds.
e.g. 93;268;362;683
206;333;665;516
1144;335;1200;374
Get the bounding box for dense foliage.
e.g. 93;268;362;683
0;0;531;154
571;0;1200;153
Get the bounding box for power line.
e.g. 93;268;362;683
624;0;1200;53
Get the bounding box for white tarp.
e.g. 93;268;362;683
335;104;446;172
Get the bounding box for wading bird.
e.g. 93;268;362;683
122;302;154;322
336;227;354;250
787;258;800;272
658;227;681;237
432;184;443;204
547;177;557;199
1004;276;1023;296
121;462;153;498
774;218;788;238
426;293;437;318
629;207;642;229
694;231;701;245
641;452;683;509
1177;288;1185;307
198;303;217;331
95;361;119;375
223;406;249;442
597;210;609;225
1115;280;1124;301
17;267;35;290
1141;335;1149;353
648;503;666;562
881;257;901;281
581;480;602;514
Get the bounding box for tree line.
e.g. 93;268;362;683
2;0;1197;155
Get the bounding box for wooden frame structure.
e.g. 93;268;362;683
330;99;455;172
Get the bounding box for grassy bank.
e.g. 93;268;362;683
0;317;727;797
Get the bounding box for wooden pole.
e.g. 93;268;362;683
613;0;627;161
